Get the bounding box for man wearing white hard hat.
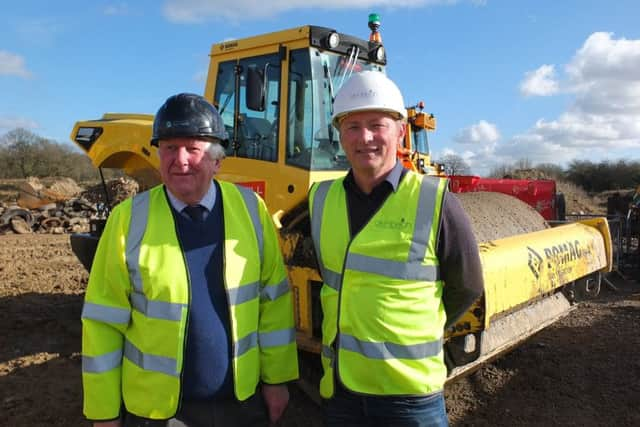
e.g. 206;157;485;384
308;71;484;426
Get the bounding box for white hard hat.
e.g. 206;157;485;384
332;71;407;128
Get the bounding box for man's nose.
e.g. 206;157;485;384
176;147;190;164
360;127;374;143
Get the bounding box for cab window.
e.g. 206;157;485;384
213;53;281;162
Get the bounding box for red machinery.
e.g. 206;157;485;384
449;176;562;221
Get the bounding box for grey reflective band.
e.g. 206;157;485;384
236;185;264;264
236;331;258;357
340;333;443;360
82;349;123;373
322;344;334;360
408;177;442;263
124;339;178;377
322;268;342;291
228;282;259;305
260;278;290;301
130;291;186;321
311;177;443;286
235;327;296;357
310;181;333;286
259;327;296;348
126;192;150;294
346;253;440;282
82;302;131;324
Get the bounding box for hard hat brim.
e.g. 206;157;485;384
333;107;406;129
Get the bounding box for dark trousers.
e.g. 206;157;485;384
323;383;448;427
123;392;268;427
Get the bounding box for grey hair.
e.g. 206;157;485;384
205;141;227;161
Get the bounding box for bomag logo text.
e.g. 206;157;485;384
544;240;582;265
374;218;412;230
221;41;238;51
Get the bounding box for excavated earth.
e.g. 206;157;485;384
1;234;639;427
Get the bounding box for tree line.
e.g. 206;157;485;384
2;128;639;193
489;158;640;192
438;154;640;193
0;128;119;182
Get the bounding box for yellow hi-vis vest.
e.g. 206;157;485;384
309;172;448;398
81;181;298;421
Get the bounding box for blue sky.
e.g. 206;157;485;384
1;0;639;175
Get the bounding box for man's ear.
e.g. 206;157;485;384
398;121;407;139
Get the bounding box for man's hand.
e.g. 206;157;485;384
262;383;289;423
93;421;121;427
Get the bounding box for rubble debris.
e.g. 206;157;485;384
17;177;84;209
10;216;32;234
80;177;139;208
1;177;140;236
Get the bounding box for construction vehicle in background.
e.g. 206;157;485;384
449;175;565;221
69;16;612;381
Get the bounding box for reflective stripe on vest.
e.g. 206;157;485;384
82;338;181;377
83;349;123;373
119;185;266;374
226;277;289;305
311;177;442;292
311;174;448;396
236;185;264;264
310;181;341;290
82;182;298;419
236;328;297;357
124;191;188;321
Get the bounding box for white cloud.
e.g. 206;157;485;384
453;120;500;144
0;51;33;78
0;116;39;132
520;64;559;97
520;33;640;154
162;0;479;22
457;32;640;175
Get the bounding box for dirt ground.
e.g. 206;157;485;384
1;234;639;427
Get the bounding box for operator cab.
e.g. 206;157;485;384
208;26;387;214
211;26;385;172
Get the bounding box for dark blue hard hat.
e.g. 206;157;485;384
151;93;228;148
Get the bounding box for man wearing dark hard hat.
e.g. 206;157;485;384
81;93;298;427
309;72;484;426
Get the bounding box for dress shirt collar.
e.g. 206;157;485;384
165;180;217;213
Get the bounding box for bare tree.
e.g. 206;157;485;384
0;128;100;181
2;129;40;178
488;163;513;178
439;153;471;176
515;158;533;170
534;163;565;180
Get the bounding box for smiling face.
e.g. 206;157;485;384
157;137;221;205
339;110;406;192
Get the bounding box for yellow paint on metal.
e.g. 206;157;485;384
210;26;312;56
71;117;346;215
71;115;156;170
287;266;322;353
479;218;611;327
68;23;615;369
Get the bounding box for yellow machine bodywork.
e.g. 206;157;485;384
481;218;611;325
70;23;613;375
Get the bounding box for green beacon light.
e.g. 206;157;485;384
368;13;382;43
